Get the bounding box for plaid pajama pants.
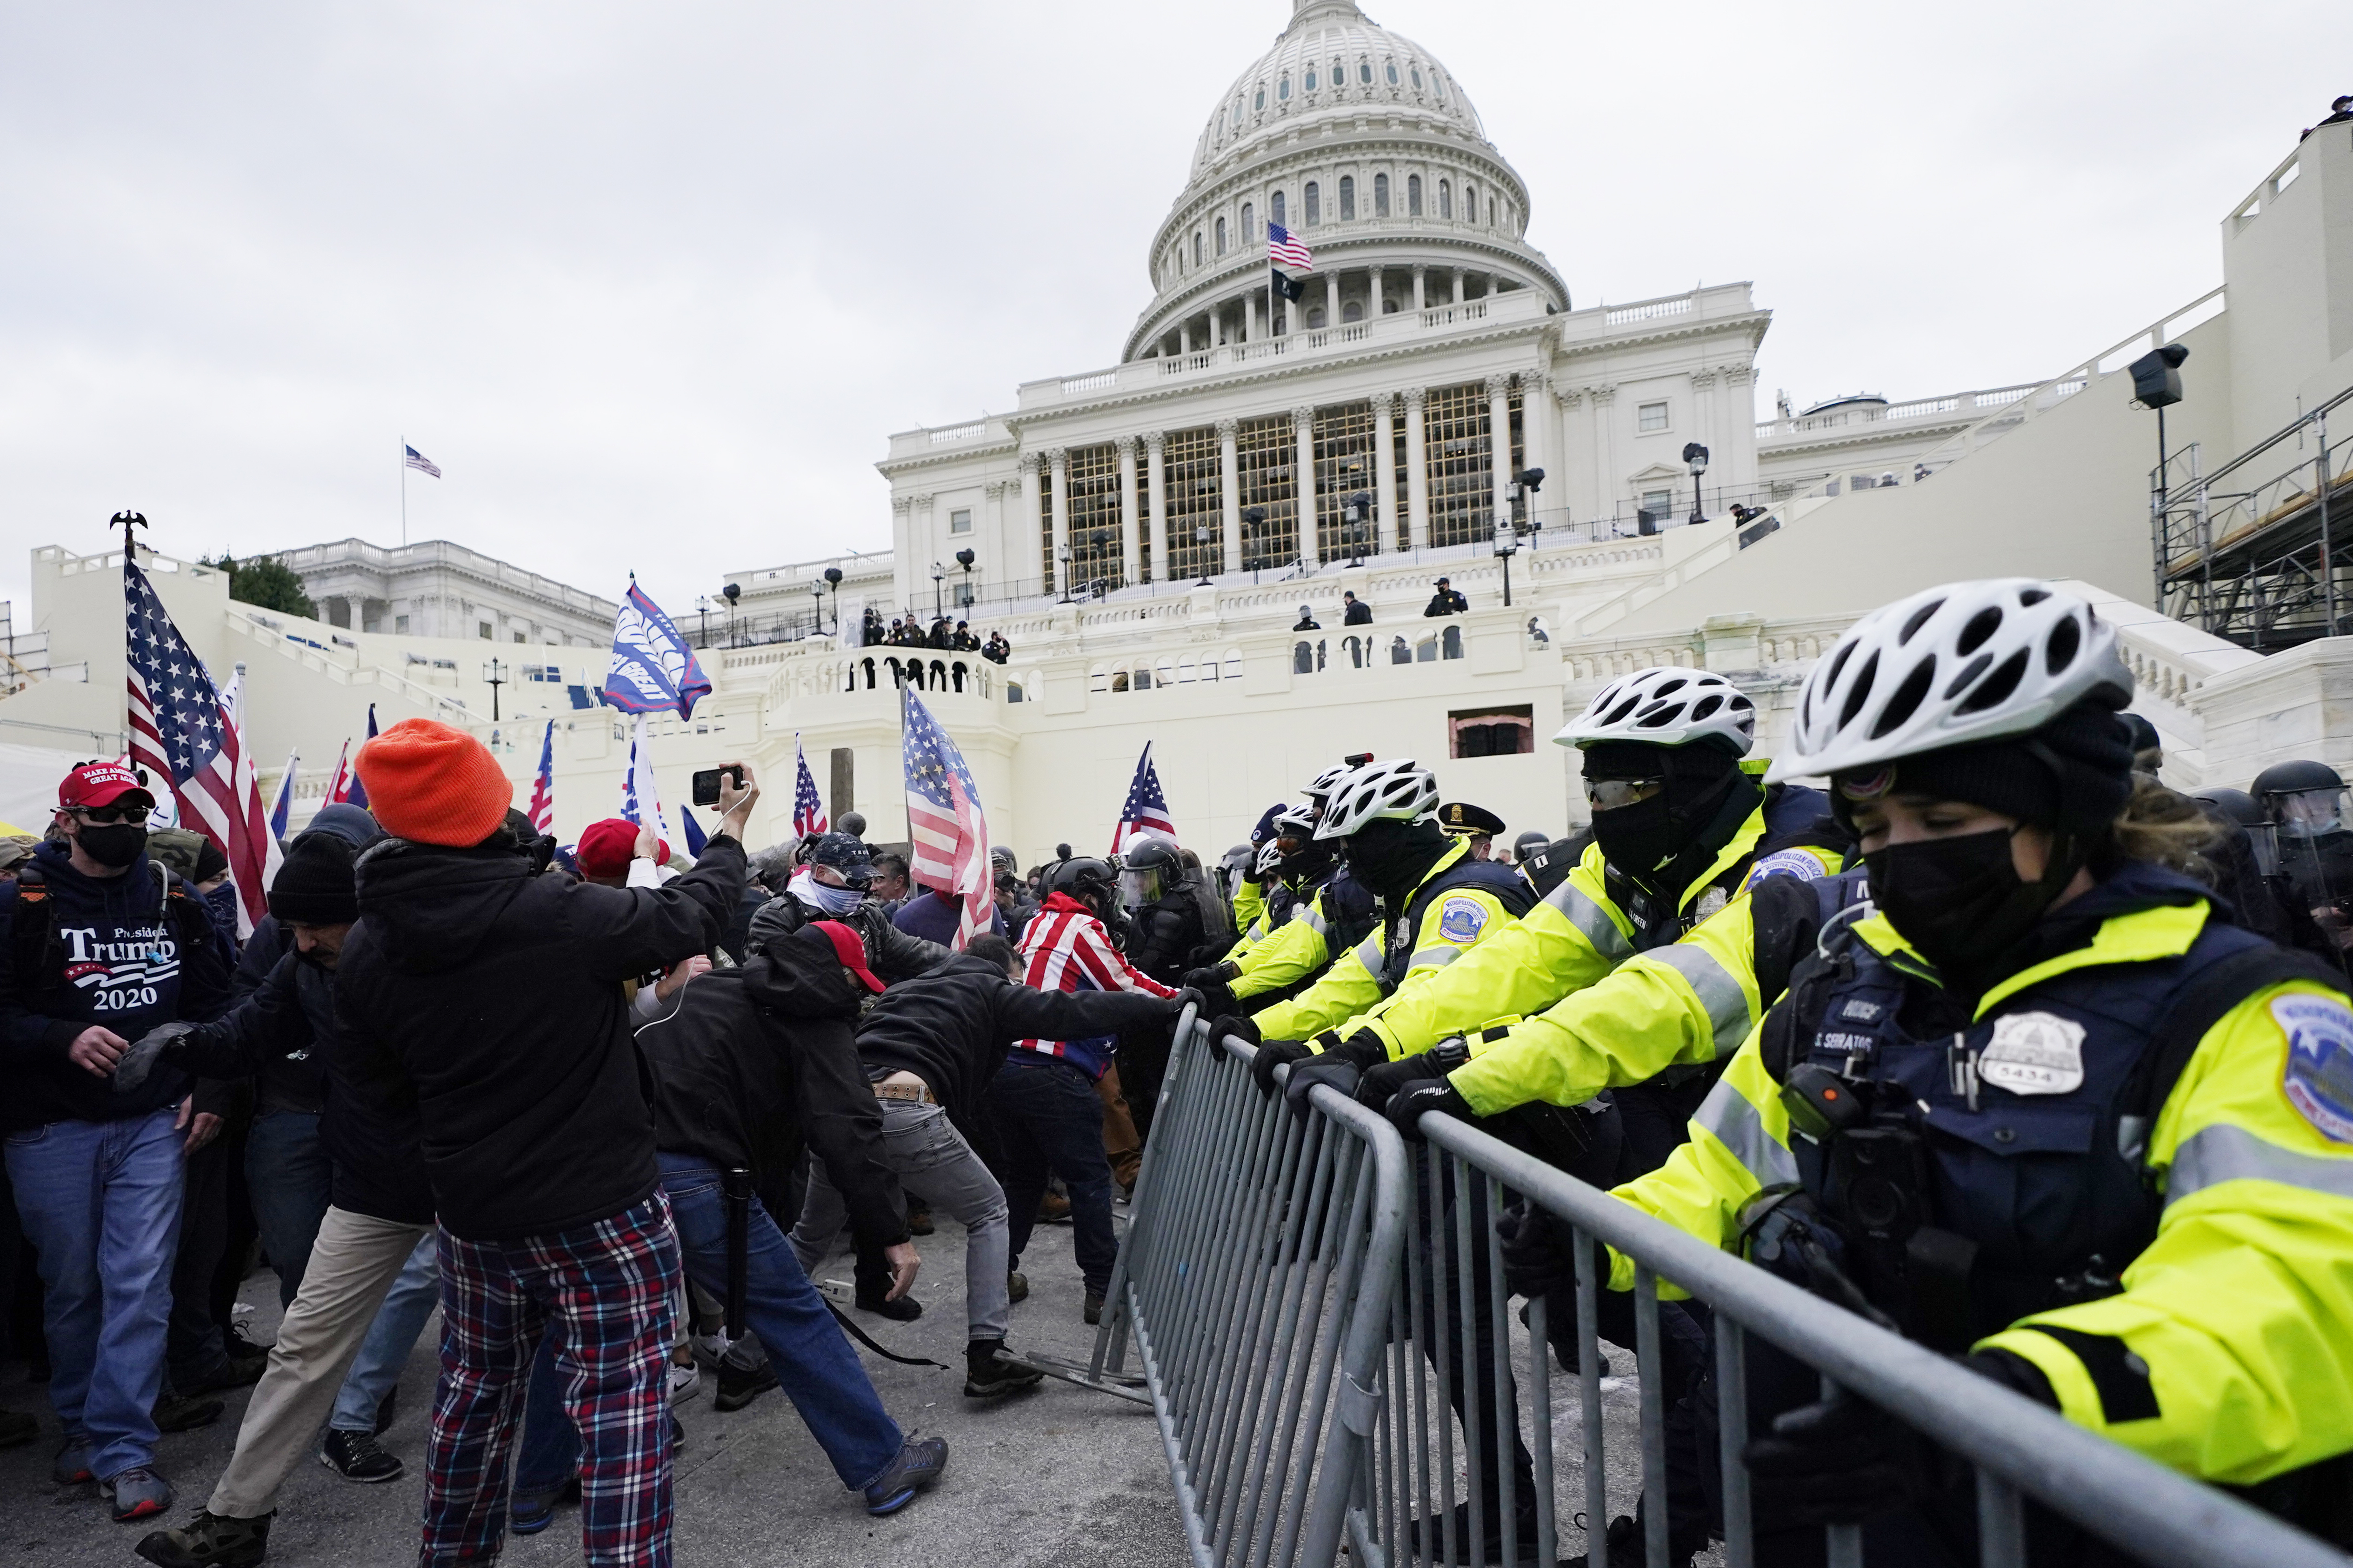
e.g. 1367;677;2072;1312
420;1192;681;1568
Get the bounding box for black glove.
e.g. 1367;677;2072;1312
1212;1012;1261;1051
1354;1049;1449;1112
1249;1038;1314;1096
1167;987;1208;1020
1743;1387;1926;1531
1493;1196;1592;1300
1188;975;1238;1018
113;1022;193;1093
1385;1076;1471;1141
1283;1056;1362;1118
1180;965;1224;994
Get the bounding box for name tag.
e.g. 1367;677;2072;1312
1979;1011;2086;1096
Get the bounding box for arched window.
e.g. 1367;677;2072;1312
1332;58;1344;89
1233;98;1244;129
1359;60;1372;84
1374;173;1390;216
1385;60;1399;85
1342;300;1362;323
1464;184;1477;224
1215;216;1227;254
1434;74;1446;103
1254;86;1266;111
1411;66;1424;90
1407;174;1422;216
1304;181;1320;225
1242;201;1255;240
1307;306;1326;329
1439;179;1452;219
1304;67;1317;91
1272;190;1286;228
1339;175;1354;220
1193;230;1203;266
1278;74;1290;101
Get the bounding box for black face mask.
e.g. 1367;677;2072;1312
1864;828;2070;986
1589;791;1680;879
1342;820;1449;903
76;824;148;868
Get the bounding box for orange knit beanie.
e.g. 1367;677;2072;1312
354;718;514;847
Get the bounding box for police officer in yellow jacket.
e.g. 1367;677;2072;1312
1206;808;1380;1007
1396;578;2353;1558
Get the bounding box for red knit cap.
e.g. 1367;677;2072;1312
354;719;513;847
576;817;669;881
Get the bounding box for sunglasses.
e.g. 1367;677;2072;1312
68;804;151;826
1581;778;1665;812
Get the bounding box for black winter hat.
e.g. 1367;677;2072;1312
1851;698;2136;840
268;829;360;925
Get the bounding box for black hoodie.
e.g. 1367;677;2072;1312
336;831;746;1241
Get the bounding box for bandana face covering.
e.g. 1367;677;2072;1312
789;869;864;917
1589;791;1680;877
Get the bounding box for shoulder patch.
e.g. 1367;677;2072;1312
1435;896;1488;944
1744;848;1828;890
2275;992;2353;1144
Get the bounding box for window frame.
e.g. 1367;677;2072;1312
1637;401;1671;433
949;507;973;535
1374;172;1389;216
1339;174;1354;220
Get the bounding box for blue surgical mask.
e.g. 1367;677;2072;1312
790;869;864;917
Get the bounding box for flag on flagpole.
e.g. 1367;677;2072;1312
1109;741;1178;855
1267;221;1313;272
603;579;711;720
526;720;555;835
268;750;300;847
323;740;352;804
123;559;273;935
901;688;993;950
404;445;441;478
792;734;828;839
678;804;708;857
230;674;284;918
620;715;676;850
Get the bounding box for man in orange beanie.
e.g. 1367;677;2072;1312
334;725;760;1568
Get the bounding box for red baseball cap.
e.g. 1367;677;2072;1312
805;920;886;994
60;761;156;811
575;817;669;881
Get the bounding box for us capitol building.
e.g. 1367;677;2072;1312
8;0;2346;859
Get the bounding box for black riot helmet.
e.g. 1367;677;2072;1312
2253;760;2351;837
1118;836;1185;908
1040;855;1120;918
2190;788;2265;829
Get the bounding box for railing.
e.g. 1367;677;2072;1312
1754;384;2039;442
927;421;988;444
1605;296;1692;326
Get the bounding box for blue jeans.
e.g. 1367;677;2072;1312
991;1058;1118;1294
513;1332;576;1501
327;1230;438;1433
246;1110;332;1308
657;1152;902;1489
4;1110;183;1480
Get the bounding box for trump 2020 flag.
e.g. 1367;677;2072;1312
268;750;300;847
1110;741;1177;855
678;804;708;857
793;734;827;838
620;715;676;851
526;720;555;835
902;687;993;949
604;579;711;721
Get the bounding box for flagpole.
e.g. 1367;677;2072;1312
400;435;407;547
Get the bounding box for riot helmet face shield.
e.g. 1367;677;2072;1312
2273;787;2353;839
1119;864;1167;908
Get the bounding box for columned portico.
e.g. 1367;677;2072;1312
1145;431;1168;583
1217;419;1242;575
1047;448;1070;597
1403;387;1429;549
1292;407;1320;570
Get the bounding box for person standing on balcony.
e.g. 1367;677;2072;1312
1423;577;1468;616
1342;591;1372;625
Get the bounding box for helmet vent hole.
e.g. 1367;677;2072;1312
1691;694;1723;719
1837;651;1880;728
1941;652;1992;698
1821;639;1858;694
2044;615;2081;673
1871;658;1935;738
1604;696;1642;725
2018;587;2051;606
1653;677;1687;697
1898;599;1945;644
1956;607;2003;656
1635;702;1679;728
1956;649;2029;714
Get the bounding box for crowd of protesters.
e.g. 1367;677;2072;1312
856;608;1010;664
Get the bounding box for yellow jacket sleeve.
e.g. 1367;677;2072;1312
1355;851;1634;1060
1258;884;1520;1043
1450;889;1768;1117
1979;980;2353;1485
1228;877;1265;952
1230;902;1332;999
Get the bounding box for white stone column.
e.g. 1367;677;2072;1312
1412;265;1426;312
1369;264;1386;317
1048;447;1070;598
1371;392;1399;553
1553;385;1586;531
1486;375;1513;531
1246;292;1261;343
1324;273;1340;330
910;492;936;611
1146;431;1168;583
1591;385;1619;525
1403;387;1430;550
1179;321;1193;355
891;496;913;606
1218;419;1242;575
1114;436;1140;586
1017;455;1041;588
983;478;1009;593
1452;268;1466;306
1520;370;1553;527
1293;406;1320;570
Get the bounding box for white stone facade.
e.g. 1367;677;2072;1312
267;537;619;649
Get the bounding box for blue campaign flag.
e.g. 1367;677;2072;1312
345;705;378;811
603;579;712;720
679;804;709;857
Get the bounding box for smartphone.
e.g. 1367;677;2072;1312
691;765;742;807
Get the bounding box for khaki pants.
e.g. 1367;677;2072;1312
1097;1064;1142;1191
211;1206;434;1519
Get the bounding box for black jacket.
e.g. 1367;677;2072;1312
855;951;1173;1129
1343;600;1373;625
1127;892;1207;987
337;833;747;1241
748;893;949;983
167;950;433;1224
639;937;907;1254
229;917;329;1114
1423;589;1469;617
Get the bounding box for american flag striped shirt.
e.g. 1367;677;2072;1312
1009;893;1174;1079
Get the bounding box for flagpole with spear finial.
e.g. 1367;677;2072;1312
400;435;407;547
111;511;148;564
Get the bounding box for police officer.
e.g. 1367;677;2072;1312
1191;764;1369;1005
1447;578;2353;1559
1440;801;1507;861
2255;759;2353;954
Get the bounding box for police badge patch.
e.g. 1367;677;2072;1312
1979;1011;2087;1096
2274;992;2353;1144
1436;897;1487;944
1743;849;1828;890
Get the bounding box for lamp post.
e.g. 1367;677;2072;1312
1512;467;1546;542
810;578;824;638
1243;505;1268;585
1682;443;1710;525
1194;524;1213;586
954;548;975;611
823;565;843;633
931;561;946;620
2129;343;2196;618
1055;542;1073;603
482;658;506;722
696;594;710;646
1342;491;1372;566
1087;527;1112;598
722;580;740;647
1493;516;1520;607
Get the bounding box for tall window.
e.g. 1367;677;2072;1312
1164;426;1223;581
1305;67;1317;91
1374;173;1390;216
1423;382;1495;548
1066;443;1125;592
1464;184;1477;225
1339;175;1355;220
1235;416;1300;570
1193;231;1203;266
1278;74;1290;101
1216;216;1227;254
1305;181;1320;225
1313;401;1378;563
1359;60;1372;84
1439;179;1453;219
1407;174;1422;216
1242;201;1255;240
1272;190;1286;228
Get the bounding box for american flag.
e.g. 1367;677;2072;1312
124;559;275;935
325;705;379;807
792;733;827;838
901;687;993;949
405;444;441;478
526;719;555;835
1267;221;1312;272
1109;741;1177;855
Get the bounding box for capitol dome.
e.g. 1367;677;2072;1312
1126;0;1567;361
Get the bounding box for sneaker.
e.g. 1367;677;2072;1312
690;1331;736;1368
668;1359;701;1405
1006;1270;1029;1304
0;1406;36;1450
1083;1291;1105;1326
104;1466;176;1522
371;1386;398;1437
855;1291;922;1322
1037;1191;1072;1224
907;1203;934;1237
713;1360;779;1413
318;1428;403;1483
135;1508;272;1567
510;1477;579;1537
225;1327;274;1363
862;1433;948;1516
54;1435;94;1485
153;1392;225;1434
963;1339;1045;1400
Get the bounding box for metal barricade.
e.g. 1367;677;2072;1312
1101;1020;2348;1568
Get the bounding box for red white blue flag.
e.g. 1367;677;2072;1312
902;688;993;949
1267;221;1312;272
793;733;827;838
526;719;555;835
1110;741;1177;855
268;751;299;847
604;578;711;720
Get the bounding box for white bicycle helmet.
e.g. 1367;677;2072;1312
1555;668;1757;755
1253;840;1286;877
1765;578;2131;786
1300;763;1358;804
1314;759;1441;840
1271;806;1319;843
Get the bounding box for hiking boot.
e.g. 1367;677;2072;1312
856;1290;922;1322
0;1406;36;1450
104;1466;175;1522
178;1352;265;1395
907;1203;934;1236
1036;1191;1072;1224
510;1477;578;1536
135;1508;272;1567
862;1432;948;1515
153;1391;224;1434
318;1428;403;1483
371;1386;398;1436
54;1435;94;1485
713;1359;779;1413
1006;1269;1029;1304
963;1339;1045;1399
1083;1291;1105;1326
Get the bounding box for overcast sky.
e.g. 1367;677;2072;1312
4;1;2345;623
